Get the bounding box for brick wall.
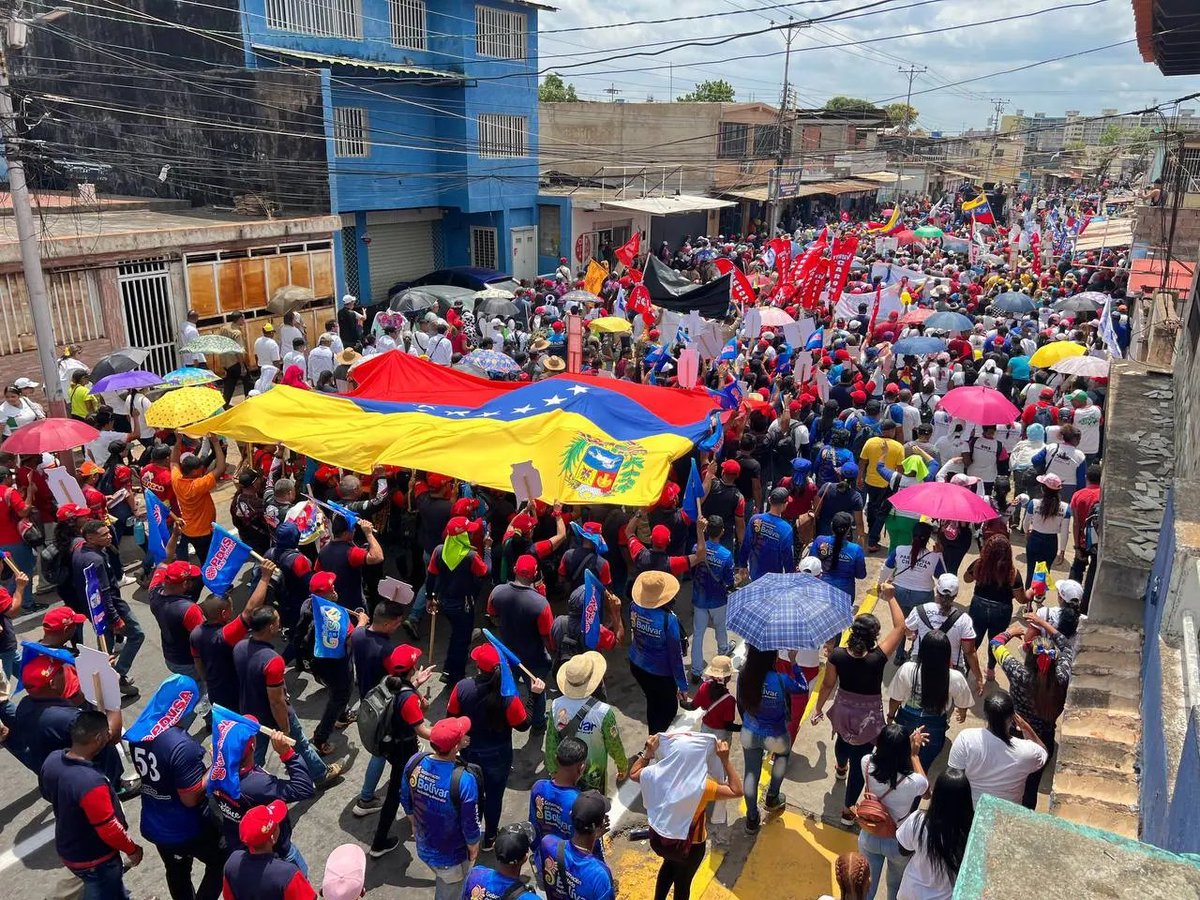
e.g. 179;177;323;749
0;336;118;407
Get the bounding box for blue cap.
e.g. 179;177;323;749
838;462;859;479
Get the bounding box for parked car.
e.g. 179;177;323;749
388;267;520;299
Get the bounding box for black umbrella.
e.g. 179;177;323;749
90;347;150;381
390;289;442;315
1052;295;1103;314
474;297;520;320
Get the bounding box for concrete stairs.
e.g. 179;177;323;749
1049;624;1143;839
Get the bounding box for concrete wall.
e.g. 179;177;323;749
1175;273;1200;482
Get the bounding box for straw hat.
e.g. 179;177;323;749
556;651;607;699
530;337;550;352
543;356;566;372
336;348;361;366
703;655;734;679
632;571;680;609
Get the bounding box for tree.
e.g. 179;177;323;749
539;73;578;102
885;102;919;129
1093;125;1154;182
823;96;883;115
678;79;735;102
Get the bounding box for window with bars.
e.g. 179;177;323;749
477;113;528;158
471;227;498;269
753;124;791;158
718;122;748;159
388;0;426;49
265;0;362;39
333;107;370;158
1162;147;1200;194
475;5;526;60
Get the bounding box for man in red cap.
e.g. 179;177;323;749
487;554;553;729
1022;386;1060;428
699;459;746;552
427;516;492;684
148;559;205;691
221;799;316;900
404;472;455;640
498;502;565;583
623;511;704;580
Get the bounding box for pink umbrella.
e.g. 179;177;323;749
889;482;998;523
899;307;935;325
1;417;100;454
892;229;919;246
936;385;1019;426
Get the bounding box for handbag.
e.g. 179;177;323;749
853;783;897;837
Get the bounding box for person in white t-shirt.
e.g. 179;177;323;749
1067;390;1103;458
879;520;944;663
254;324;281;370
961;425;1002;494
1024;578;1087;653
856;723;930;900
945;691;1047;806
281;337;307;379
896;769;975;900
903;573;983;692
180;309;203;366
889;630;973;770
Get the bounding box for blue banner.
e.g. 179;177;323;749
124;674;200;742
582;570;603;650
683;458;704;523
312;595;350;659
482;628;520;698
207;704;262;798
324;499;359;534
145;490;172;564
202;524;253;597
16;641;77;692
83;564;106;639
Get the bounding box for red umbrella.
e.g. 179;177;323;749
892;229;918;246
889;482;998;523
936;386;1019;426
899;307;935;325
1;418;100;454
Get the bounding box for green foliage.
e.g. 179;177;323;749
539;73;578;102
885;102;919;128
824;96;883;115
678;79;735;102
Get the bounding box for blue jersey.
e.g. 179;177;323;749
132;727;207;846
738;513;795;579
691;540;735;610
628;604;688;692
810;535;867;600
539;836;615;900
529;780;604;867
742;667;807;738
400;754;481;870
461;865;531;900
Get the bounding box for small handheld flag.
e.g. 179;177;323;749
144;491;172;564
83;564;107;639
582;570;603;650
683;458;704;522
124;674;200;742
207;704;263;798
202;524;254;596
962;194;995;226
482;628;522;698
323;499;359;535
312;595;351;659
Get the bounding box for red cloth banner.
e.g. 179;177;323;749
616;232;641;269
827;234;860;304
713;258;756;307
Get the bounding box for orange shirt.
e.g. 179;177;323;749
171;465;217;537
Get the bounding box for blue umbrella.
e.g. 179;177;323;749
163;366;221;386
727;573;854;650
892;336;948;356
91;369;162;394
992;292;1036;314
923;311;974;333
463;349;520;376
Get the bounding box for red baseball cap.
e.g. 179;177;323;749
657;482;680;507
445;516;470;537
581;522;602;534
56;504;87;523
452;498;479;516
163;560;201;584
426;473;452;490
1040;387;1055;399
720;460;741;477
240;800;288;849
21;657;64;692
514;555;539;580
44;607;86;633
884;383;900;395
470;643;500;673
385;644;422;674
429;716;472;753
834;349;850;361
314;464;340;485
850;390;867;404
509;513;537;534
309;571;337;593
650;524;671;550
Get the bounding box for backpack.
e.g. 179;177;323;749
406;752;482;809
853;783;897;837
39;542;73;589
1085;499;1101;552
916;605;963;636
1033;404;1055;429
916;393;936;424
357;680;414;756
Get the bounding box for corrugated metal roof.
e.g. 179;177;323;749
722;186;770;202
854;171;901;184
600;195;736;214
251;45;459;79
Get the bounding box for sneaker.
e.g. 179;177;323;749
118;574;137;587
319;759;348;788
840;808;856;827
481;835;496;852
689;671;702;686
744;816;761;835
353;797;384;817
334;711;357;730
194;700;212;720
765;793;787;812
402;619;419;641
119;676;140;699
369;836;400;858
117;777;142;800
439;672;453;684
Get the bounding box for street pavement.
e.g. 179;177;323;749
0;483;1066;899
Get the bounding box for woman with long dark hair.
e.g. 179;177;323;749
737;644;808;833
1021;473;1071;586
963;534;1027;681
878;520;944;664
810;511;868;603
895;769;975;899
857;724;929;900
887;631;972;770
810;586;908;826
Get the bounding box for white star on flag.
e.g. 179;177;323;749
478;412;499;418
446;410;470;417
567;384;589;395
511;404;534;414
543;394;566;406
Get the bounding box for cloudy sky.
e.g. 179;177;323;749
535;0;1197;133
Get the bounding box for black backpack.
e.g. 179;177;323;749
357;681;415;756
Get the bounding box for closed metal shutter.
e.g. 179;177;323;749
367;221;435;302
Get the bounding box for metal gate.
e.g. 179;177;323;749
119;259;178;375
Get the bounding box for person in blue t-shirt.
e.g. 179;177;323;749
461;821;541;900
539;791;615;900
812;461;866;539
529;736;604;875
813;430;856;487
737;488;795;582
809;511;867;603
628;571;689;736
690;515;735;683
400;716;482;900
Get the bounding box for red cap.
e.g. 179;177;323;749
471;643;501;673
789;399;803;413
551;321;564;332
657;481;680;507
309;571;337;593
44;606;86;632
651;524;671;550
648;329;661;340
430;716;472;753
888;310;899;319
720;460;741;477
163;560;201;584
834;349;850;362
514;554;539;580
445;516;470;537
850;390;867;404
581;521;602;534
510;513;537;534
239;800;288;849
314;464;340;485
426;473;452;490
1040;387;1054;399
21;657;63;692
385;644;422;674
56;503;87;523
451;498;479;516
884;383;900;395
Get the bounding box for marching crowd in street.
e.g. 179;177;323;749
0;184;1119;900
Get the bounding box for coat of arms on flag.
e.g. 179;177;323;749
559;434;644;498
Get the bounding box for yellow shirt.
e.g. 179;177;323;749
860;437;904;488
69;383;97;418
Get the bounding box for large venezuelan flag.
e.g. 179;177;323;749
189;352;720;506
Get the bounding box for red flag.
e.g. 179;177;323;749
769;238;793;280
1030;230;1041;278
626;284;654;325
616;233;641;269
840;211;850;223
713;258;755;307
827;234;860;304
793;233;829;310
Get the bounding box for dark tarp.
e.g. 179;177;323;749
642;257;732;319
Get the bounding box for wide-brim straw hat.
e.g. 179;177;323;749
556;651;608;699
704;655;734;679
632;571;680;609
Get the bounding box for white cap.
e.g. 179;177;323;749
1056;579;1084;604
798;556;823;576
12;377;39;389
935;573;960;596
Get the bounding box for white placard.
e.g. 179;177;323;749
76;645;121;712
793;350;813;384
781;321;802;348
815;369;831;403
510;460;543;505
377;577;414;606
46;465;87;508
741;308;761;339
695;328;725;361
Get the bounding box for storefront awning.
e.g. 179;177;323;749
722;186;770;203
251;45;460;79
854;171;902;184
1074;218;1134;251
815;179;881;195
600;194;735;215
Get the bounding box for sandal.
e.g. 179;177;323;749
834;763;848;780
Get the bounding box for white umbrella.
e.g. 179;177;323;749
1051;355;1110;378
475;287;515;301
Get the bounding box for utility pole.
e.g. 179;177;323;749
0;7;72;414
603;84;622;103
982;97;1009;189
767;19;798;237
896;65;926;198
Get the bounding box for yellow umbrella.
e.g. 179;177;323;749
1029;341;1086;368
588;317;632;335
145;386;225;429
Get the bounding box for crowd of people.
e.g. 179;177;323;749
0;183;1119;900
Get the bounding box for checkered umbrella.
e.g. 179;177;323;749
727;573;854;650
463;349;520;375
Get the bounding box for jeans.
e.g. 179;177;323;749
893;705;949;771
373;738;419;849
0;646;15;680
835;736;873;809
462;743;513;842
441;601;475;684
892;587;931;660
859;830;910;900
1022;733;1056;810
516;662;549;729
1024;531;1059;587
156;820;227;900
654;841;706;900
408;551;434;623
865;485;891;547
968;596;1015;672
630;661;679;736
742;736;789;826
284;843;308;878
691;605;730;676
311;658;353;747
253;707;328;782
361;753;387;801
74;856;129;900
0;542;34;589
112;598;145;677
432;861;470;900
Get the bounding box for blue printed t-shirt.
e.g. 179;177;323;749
691;540;735;610
530;780;604;866
400;755;481;869
461;865;528;900
539;835;615;900
1008;354;1031;381
810;535;867;600
742;668;807;738
134;728;207;846
738;513;795;580
628;604;688;692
